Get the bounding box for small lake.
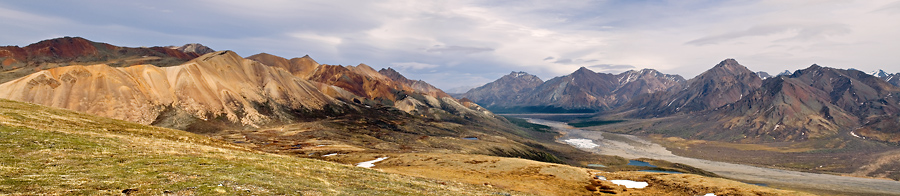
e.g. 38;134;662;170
640;170;683;174
462;137;479;140
627;160;657;167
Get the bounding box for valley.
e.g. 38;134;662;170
2;36;899;195
4;1;900;195
523;116;900;195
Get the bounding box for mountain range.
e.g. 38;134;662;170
0;37;583;167
464;58;900;144
461;67;685;113
2;36;898;194
0;37;213;84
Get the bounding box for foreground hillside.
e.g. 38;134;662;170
0;99;517;195
0;98;808;195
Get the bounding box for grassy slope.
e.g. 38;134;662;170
0;99;520;195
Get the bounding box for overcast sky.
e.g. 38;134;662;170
2;0;899;90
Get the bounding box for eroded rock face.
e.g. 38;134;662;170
0;51;340;129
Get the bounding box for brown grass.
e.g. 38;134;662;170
0;99;522;195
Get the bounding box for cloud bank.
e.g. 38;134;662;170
1;0;898;89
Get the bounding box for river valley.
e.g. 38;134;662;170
525;118;900;195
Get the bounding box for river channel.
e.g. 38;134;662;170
525;118;900;195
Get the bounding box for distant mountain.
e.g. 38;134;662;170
887;74;900;87
869;69;900;87
777;70;792;76
870;69;890;78
172;43;215;55
0;37;205;83
710;65;900;142
624;64;900;144
623;59;762;117
756;71;772;79
462;68;684;113
461;71;544;112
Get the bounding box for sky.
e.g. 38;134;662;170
2;0;899;91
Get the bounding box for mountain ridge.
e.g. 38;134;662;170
462;67;685;113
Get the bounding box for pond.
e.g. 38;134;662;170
462;137;479;140
640;170;683;174
627;160;657;167
587;164;607;167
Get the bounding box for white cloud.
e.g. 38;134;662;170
391;62;439;70
1;0;899;90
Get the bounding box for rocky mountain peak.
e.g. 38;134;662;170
503;71;541;82
714;58;740;68
509;71;529;77
756;71;772;79
174;43;215;55
24;36;109;59
871;69;889;78
573;66;595;74
777;70;792;76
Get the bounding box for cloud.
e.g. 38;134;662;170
873;1;900;14
425;45;494;54
590;64;636;70
391;62;440;70
686;23;852;45
1;0;899;89
554;59;573;64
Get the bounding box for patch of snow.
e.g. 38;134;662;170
666;98;678;107
356;157;389;168
322;153;339;157
704;193;716;196
564;138;599;149
610;180;649;189
850;131;862;139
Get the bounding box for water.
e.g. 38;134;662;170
746;182;768;187
627;160;657;167
462;137;479;140
640;170;683;174
587;164;607;167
